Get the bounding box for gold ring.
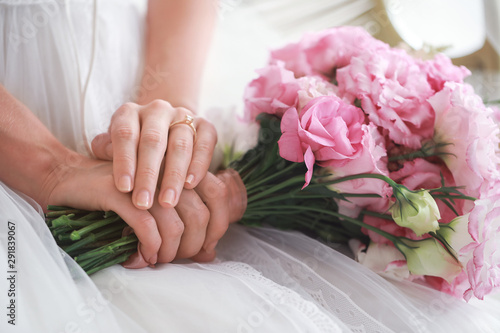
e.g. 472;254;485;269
169;115;197;137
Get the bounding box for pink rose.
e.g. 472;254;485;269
278;95;365;187
337;48;435;149
320;123;392;216
420;53;470;91
429;82;500;208
270;26;388;78
244;64;300;122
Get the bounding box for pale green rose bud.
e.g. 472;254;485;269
390;188;441;236
436;214;473;259
395;238;463;283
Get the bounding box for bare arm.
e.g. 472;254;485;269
137;0;218;109
0;84;72;209
93;0;219;210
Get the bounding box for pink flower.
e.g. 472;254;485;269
420;53;470;91
429;82;500;208
270;26;388;78
243;64;300;122
461;190;500;300
296;76;338;111
337;48;435;149
278;95;365;187
320;123;392;216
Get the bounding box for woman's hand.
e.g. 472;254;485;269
91;100;217;210
123;169;247;268
46;156;246;267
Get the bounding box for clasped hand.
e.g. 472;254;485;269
48;100;246;268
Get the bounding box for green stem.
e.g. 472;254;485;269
85;252;135;275
247;175;306;204
245;163;300;191
70;215;121;241
257;205;400;244
75;234;138;261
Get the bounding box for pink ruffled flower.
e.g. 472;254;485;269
270;26;388;78
429;82;500;208
278;95;365;187
321;123;392;216
337;48;435;149
461;190;500;300
420;53;470;91
296;76;338;111
244;64;300;122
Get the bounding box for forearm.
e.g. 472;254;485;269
137;0;218;111
0;85;82;208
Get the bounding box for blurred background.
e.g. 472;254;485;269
199;0;500;116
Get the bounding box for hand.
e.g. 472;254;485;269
123;169;247;267
46;156;246;267
91;100;217;210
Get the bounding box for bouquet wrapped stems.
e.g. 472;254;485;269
47;114;471;275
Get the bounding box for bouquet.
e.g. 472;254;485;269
48;26;500;301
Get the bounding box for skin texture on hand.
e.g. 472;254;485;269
91;100;217;211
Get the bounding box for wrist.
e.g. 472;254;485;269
38;147;87;211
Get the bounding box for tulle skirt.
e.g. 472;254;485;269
1;182;500;333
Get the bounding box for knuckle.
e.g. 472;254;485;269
116;102;137;116
149;99;170;110
175;106;192;115
165;169;184;183
196;140;214;156
137;166;158;181
114;126;137;141
210;178;229;200
168;217;185;239
171;137;192;153
114;153;135;167
196;207;210;228
141;129;165;148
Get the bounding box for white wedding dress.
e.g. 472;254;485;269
1;1;500;332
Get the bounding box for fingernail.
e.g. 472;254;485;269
123;252;149;269
161;189;176;206
204;241;218;254
136;190;151;208
118;176;132;192
185;174;195;185
148;254;158;265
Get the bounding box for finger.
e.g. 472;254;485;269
184;118;217;190
159;109;195;208
148;197;184;263
194;172;229;254
174;189;209;259
107;192;161;266
132;102;170;209
91;133;113;160
190;248;217;262
122;247;149;269
110;103;141;193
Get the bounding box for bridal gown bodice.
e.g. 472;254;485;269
1;1;500;333
0;0;147;154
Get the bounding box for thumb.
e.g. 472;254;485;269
91;133;113;160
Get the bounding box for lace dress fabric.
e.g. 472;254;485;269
1;1;500;332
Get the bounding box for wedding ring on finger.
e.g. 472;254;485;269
169;115;197;138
